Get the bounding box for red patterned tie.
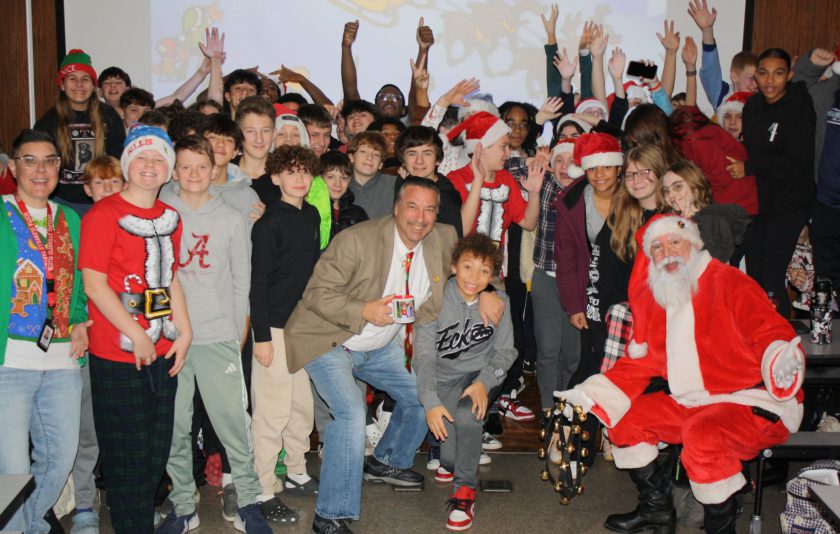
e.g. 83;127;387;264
403;251;414;372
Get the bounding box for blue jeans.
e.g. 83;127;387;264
0;367;81;533
305;338;427;520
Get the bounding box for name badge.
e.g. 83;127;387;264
37;319;55;352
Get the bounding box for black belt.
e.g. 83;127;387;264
120;288;172;320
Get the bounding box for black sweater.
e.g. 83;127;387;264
331;188;368;238
742;81;816;215
250;199;321;342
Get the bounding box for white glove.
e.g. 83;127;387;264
772;336;804;390
553;388;595;419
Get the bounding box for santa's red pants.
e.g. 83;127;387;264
606;392;789;504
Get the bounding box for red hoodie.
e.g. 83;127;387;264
671;106;758;215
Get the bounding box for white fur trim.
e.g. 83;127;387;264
577;374;632;428
567;163;584;179
576;99;608;116
464;120;511;154
579;151;623;171
627;340;648;359
556;116;591;135
670;387;803;433
458;99;499;121
832;61;840;76
690;472;747;505
627;84;648;103
611;442;660;469
716;101;744;118
665;299;705;398
551;142;574;163
761;340;805;401
642;216;704;257
274;114;310;148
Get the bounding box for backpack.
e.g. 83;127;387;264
781;459;840;533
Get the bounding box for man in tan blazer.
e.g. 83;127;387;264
285;178;459;533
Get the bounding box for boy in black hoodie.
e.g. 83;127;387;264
321;150;368;238
729;48;816;317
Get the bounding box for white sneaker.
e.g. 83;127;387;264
481;432;502;451
479;453;492;465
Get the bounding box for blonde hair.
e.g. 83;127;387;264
608;145;668;262
55;91;106;167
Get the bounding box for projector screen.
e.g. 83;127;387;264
64;0;746;116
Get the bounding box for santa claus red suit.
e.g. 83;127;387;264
557;214;804;534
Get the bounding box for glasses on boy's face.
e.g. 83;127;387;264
377;94;402;103
624;168;654;182
13;156;61;169
505;120;529;131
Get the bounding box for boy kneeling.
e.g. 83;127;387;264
413;234;516;531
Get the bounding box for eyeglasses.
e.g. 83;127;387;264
505;120;530;131
376;94;403;103
12;156;61;169
624;168;654;182
661;181;686;196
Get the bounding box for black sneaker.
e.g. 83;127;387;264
312;513;354;534
362;456;423;487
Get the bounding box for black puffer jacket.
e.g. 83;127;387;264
331;189;368;239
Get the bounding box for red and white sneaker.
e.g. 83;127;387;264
497;395;536;421
435;466;454;483
447;486;476;531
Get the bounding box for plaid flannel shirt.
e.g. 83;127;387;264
533;174;563;272
601;301;633;373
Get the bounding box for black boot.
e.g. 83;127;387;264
702;495;737;534
604;462;676;533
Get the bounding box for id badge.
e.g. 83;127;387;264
37;319;55;353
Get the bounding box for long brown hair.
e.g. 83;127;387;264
608;145;668;262
663;160;713;213
623;104;680;164
55;91;106;167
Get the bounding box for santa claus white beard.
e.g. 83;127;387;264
648;250;700;308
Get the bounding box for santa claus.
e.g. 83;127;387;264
556;214;804;534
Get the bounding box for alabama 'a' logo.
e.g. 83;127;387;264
180;233;211;269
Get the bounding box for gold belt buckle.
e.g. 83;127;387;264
144;287;172;319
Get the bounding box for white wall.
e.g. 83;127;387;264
64;0;746;116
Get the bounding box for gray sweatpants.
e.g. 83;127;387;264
72;363;99;510
532;269;581;410
438;372;498;490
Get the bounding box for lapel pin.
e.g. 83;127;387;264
433;275;440;283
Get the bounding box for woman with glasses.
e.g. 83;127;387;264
34;50;125;217
661;160;750;263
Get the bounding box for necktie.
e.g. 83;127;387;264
403;251;414;372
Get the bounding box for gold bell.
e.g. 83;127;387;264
577;485;585;495
559;460;569;470
581;465;588;476
543;409;552;419
580;448;590;458
539;428;546;440
578;412;588;422
553;481;563;492
538;448;546;460
560;496;571;505
552;421;561;433
581;431;590;441
572;425;581;434
539;469;550;481
557;401;566;413
565;443;575;454
573;405;583;414
555;439;564;451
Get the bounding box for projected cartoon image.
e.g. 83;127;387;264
152;1;224;82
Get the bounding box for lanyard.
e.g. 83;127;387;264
14;195;56;310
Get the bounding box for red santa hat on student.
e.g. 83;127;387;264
575;98;609;118
625;214;704;358
551;138;576;164
456;95;500;121
566;132;623;179
446;111;511;154
716;91;752;118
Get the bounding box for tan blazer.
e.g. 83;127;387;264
284;216;458;373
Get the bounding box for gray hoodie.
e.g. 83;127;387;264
161;164;261;229
159;188;250;345
413;278;516;410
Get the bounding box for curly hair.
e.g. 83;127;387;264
265;145;320;176
451;234;504;276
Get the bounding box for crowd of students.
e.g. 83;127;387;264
2;1;839;533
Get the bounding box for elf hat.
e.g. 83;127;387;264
566;132;623;179
58;49;97;86
121;124;176;183
446;111;511;154
575;98;608;118
275;114;310;147
716;91;752;118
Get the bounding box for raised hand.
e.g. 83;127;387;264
608;47;627;79
811;48;836;67
343;19;360;47
535;96;564;125
410;58;430;91
590;29;609;58
579;20;596;51
271;65;306;84
682;36;698;67
657;19;680;52
540;4;559;44
439;78;480;107
688;0;717;31
523;153;548;194
553;47;578;80
638;59;660;86
417;17;435;50
470;144;487;184
199;27;225;60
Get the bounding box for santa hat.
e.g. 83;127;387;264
575;98;608;118
446;111;511;154
551;138;576;163
457;94;499;121
566;132;623;179
716;91;752;118
58;49;97;86
833;45;840;76
608;81;650;109
555;116;591;136
121;124;176;182
625;214;704;358
273;103;297;117
275;113;310;147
